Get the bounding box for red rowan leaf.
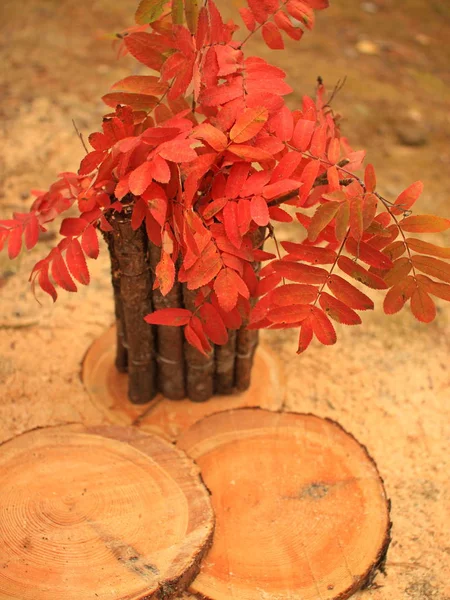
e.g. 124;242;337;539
214;267;249;312
239;6;256;31
223;201;242;248
192;123;228;151
148;155;171;183
364;164;376;192
25;214;40;250
230;107;269;143
335;202;350;242
269;206;293;222
79;151;105;176
124;32;165;70
267;304;312;324
274;10;303;40
292;119;314;151
203;197;228;220
199;303;229;345
327;274;374;310
89;132;110;151
271;283;318;305
416;275;450;301
383;276;415;315
410;286;436;323
262;179;302;200
327;137;340;164
37;264;57;302
262;22;284;49
406;238;450;259
185;318;211;355
281;242;337;264
310;125;327;157
200;84;243;106
400;214;450;233
51;252;77;292
253;249;277;261
81;226;100;259
144;308;192;326
382;241;406;261
392;181;423;215
211;292;243;329
66;239;90;285
338;256;388;289
272;260;328;284
255;273;282;297
225;163;250;199
411;255;450;284
241;170;271;196
247;0;270;23
268;105;294;141
299;159;321;203
8;226;22;259
185;241;222;289
319;292;362;325
297;318;313;354
60;217;88;237
155;251;175;296
346;238;393;270
112;75;168;95
129;161;153;196
251;195;270;226
310;306;337;345
362;192;378;230
228;144;273;163
349;196;364;241
383;257;412;287
368;224;399;250
270;152;302;183
308;201;340;242
237;199;252;236
159;140;197;162
102;92;159;110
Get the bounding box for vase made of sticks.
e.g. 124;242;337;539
104;203;259;404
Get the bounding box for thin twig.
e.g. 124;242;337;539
72;119;89;154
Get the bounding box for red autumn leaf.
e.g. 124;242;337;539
255;272;282;297
416;275;450;301
239;6;256;31
272;260;328;284
186;315;212;354
310;306;337;345
364;164;376;192
159;140;197;162
192;123;228;151
327;274;374;310
349;196;364;242
362;192;378;230
223;201;242;248
274;10;303;40
410;286;436;323
7;226;22;259
297;318;313;354
262;22;284;49
299;159;320;203
51;251;77;292
392;181;423;215
200;83;243;106
199;303;229;345
319;292;362;325
60;217;88;238
345;238;393;270
225;163;250;199
383;257;412;287
102;92;159;111
228;144;273;163
308;201;340;242
81;226;100;259
145;308;192;326
411;255;450;284
269;206;293;222
281;242;336;264
383;276;416;315
382;241;406;262
185;241;222;289
262;179;302;200
271;283;318;306
267;304;312;324
124;32;165;70
155;251;175;296
78;151;105;176
230;106;269;143
36;264;57;302
129;161;153;196
400;214;450;233
66;239;90;285
111;75;168;95
406;238;450;259
338;256;388;289
251;195;270;226
292;119;315;152
214;267;249;312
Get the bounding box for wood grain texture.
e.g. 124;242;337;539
0;425;214;600
82;326;285;441
177;408;391;600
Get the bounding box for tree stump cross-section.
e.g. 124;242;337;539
177;408;392;600
0;425;214;600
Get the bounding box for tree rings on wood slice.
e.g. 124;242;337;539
0;425;214;600
82;327;284;441
177;408;391;600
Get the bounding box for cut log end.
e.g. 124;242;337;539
177;408;392;600
0;425;214;600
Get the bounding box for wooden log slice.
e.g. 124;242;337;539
82;327;284;441
177;408;392;600
0;425;214;600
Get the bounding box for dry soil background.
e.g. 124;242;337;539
0;1;449;599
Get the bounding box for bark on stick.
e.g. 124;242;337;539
215;330;237;394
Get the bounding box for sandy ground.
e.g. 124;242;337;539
0;0;449;598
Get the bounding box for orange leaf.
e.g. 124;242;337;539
297;318;313;354
410;286;436;323
416;274;450;301
327;274;374;310
272;260;328;284
406;238;450;259
364;164;376;192
349;196;364;241
308;201;340;242
111;75;168;95
383;276;416;315
338;256;388;289
310;307;337;345
271;283;318;306
155;251;175;296
382;241;406;261
362;192;378;230
230;107;269;144
267;304;312;324
192;123;228;152
185;241;222;289
281;242;337;264
383;257;412;287
228;144;273;162
411;255;450;283
319;292;362;325
400;214;450;233
392;181;423;215
346;238;393;270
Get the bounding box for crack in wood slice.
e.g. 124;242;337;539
0;425;214;600
82;327;285;441
177;408;391;600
